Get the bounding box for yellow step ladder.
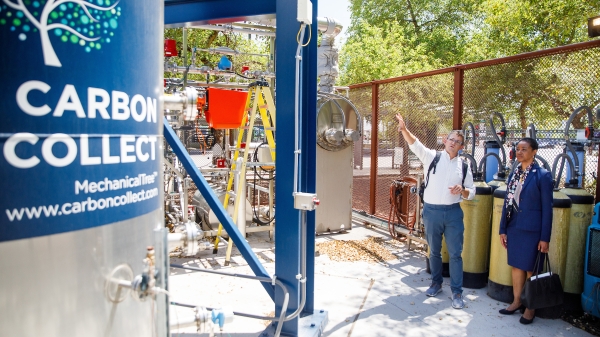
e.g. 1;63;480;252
213;81;276;264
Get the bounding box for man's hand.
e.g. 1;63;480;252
448;184;463;195
396;114;406;132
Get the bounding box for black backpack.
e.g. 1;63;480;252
419;151;469;203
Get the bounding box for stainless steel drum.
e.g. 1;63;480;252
0;2;166;336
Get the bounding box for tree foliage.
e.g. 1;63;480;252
340;0;600;85
339;21;439;84
470;0;600;59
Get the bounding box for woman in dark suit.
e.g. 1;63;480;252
498;137;553;325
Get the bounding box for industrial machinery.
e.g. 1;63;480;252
161;29;278;258
162;13;347;335
315;17;362;234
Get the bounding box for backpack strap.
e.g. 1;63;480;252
461;159;468;188
424;151;441;189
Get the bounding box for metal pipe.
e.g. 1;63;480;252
167;232;185;244
170;315;198;330
293;24;307;194
317;17;342;47
317;17;342;37
192;25;276;37
185;82;249;89
230;22;276;31
190;17;340;39
194;47;270;58
166;64;276;78
234;159;247;238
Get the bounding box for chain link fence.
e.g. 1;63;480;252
350;41;600;219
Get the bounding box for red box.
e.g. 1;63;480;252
205;88;248;129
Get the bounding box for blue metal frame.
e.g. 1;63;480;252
273;1;318;334
165;0;276;27
163;120;274;298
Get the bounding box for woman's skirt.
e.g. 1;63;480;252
506;225;544;272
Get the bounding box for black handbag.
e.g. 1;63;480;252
520;252;564;310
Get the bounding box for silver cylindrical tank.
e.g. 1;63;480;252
0;2;166;336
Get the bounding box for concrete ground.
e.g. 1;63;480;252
168;222;593;337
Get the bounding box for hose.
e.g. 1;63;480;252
462;121;476;156
551;153;577;189
460;153;478;177
564;106;593;185
477;152;504;181
488;112;507;169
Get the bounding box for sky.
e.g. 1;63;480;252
317;0;352;46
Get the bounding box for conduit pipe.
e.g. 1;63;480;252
293;23;307;194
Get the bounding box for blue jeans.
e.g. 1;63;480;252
423;203;464;294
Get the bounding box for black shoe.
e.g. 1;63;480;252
519;315;534;325
499;305;524;315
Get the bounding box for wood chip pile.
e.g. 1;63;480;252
316;237;401;263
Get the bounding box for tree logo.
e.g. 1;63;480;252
1;0;121;67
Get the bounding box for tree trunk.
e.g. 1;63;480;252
40;28;61;67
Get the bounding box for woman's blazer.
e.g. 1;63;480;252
499;163;554;243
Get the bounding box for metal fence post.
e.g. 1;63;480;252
453;67;464;131
370;82;379;215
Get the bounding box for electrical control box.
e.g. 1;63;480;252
294;192;319;211
297;0;313;24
